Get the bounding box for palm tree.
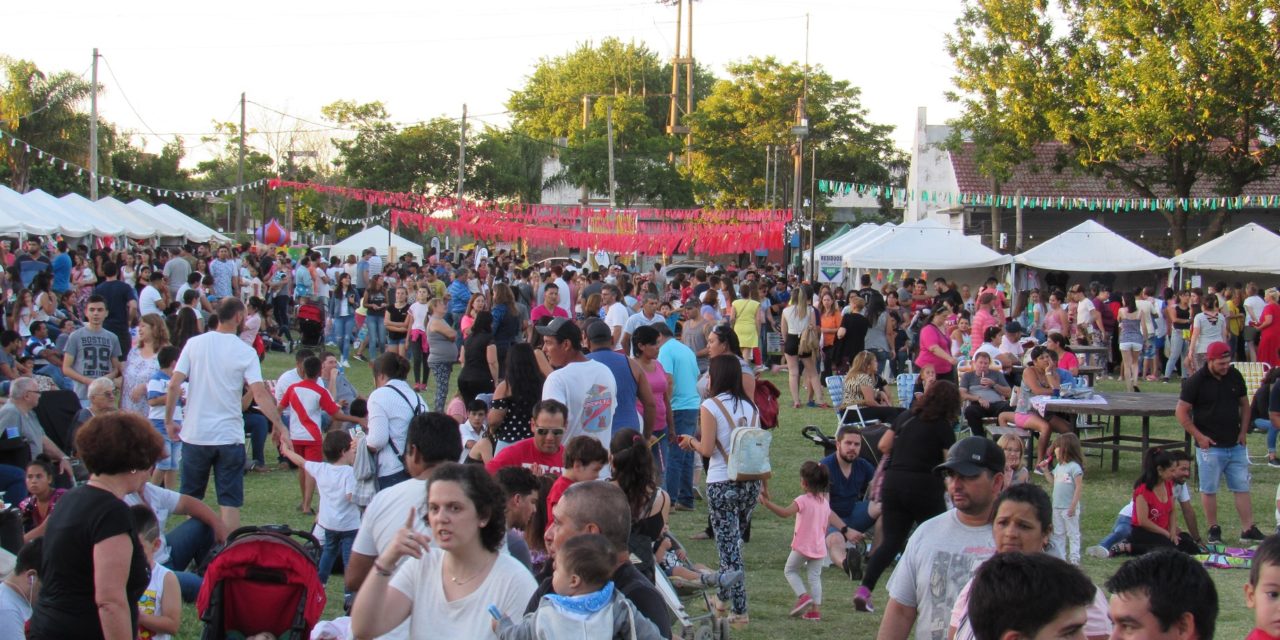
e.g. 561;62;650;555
0;57;96;193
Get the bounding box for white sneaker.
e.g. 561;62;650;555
1085;545;1110;559
339;358;350;368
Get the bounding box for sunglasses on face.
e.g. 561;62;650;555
535;428;565;437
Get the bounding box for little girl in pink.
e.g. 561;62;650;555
759;460;836;621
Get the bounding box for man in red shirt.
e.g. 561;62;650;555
485;399;569;476
530;283;570;326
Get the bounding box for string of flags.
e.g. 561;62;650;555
819;178;1269;212
0;129;268;199
313;209;386;225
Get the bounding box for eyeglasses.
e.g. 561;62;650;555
535;428;565;437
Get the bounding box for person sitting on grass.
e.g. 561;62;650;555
545;435;610;531
279;355;366;515
495;533;664;640
278;430;361;599
131;504;181;640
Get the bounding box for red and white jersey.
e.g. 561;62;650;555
280;379;340;443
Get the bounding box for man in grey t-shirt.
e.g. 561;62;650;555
61;296;122;404
875;437;1004;640
958;352;1011;437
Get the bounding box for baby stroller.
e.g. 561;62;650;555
296;300;326;348
197;525;327;640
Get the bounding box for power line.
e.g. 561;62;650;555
98;54;175;145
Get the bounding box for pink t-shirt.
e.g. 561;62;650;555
639;360;669;433
1059;351;1080;372
791;492;832;560
971;308;998;349
915;323;954;375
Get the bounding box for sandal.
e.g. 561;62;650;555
1108;542;1131;556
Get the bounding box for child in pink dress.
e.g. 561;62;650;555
759;460;836;621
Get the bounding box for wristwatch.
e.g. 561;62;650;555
840;525;850;535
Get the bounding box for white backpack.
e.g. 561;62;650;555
710;396;772;481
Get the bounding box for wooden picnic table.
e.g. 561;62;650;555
1042;391;1190;471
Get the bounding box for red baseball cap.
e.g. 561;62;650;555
1206;341;1232;361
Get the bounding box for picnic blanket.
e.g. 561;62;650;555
1195;545;1255;570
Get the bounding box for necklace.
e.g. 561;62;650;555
447;555;494;586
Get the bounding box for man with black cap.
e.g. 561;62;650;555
875;436;1004;640
1177;340;1262;544
538;318;617;478
584;318;655;438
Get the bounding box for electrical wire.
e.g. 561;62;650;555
99;54;176;144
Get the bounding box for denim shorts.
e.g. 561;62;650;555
156;439;183;471
180;442;246;507
1197;444;1250;494
388;337;406;346
826;501;875;535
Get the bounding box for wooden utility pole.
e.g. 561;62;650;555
606;104;616;209
666;0;694;165
1015;189;1023;251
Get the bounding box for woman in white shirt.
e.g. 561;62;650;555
350;463;537;639
678;354;761;629
781;286;823;408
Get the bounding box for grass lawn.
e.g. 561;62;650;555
176;352;1267;638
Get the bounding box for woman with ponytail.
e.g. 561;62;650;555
1116;448;1199;555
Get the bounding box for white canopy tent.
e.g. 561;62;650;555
0;187;68;235
1172;223;1280;275
1015;220;1172;272
131;201;231;244
804;222;880;263
94;197;187;238
58;193;156;239
321;225;421;261
13;188;101;237
843;218;1010;270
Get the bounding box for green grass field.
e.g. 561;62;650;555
175;352;1267;638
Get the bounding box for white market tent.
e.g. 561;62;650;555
323;225;421;261
132;201;231;244
0;187;68;235
59;193;157;239
804;222;879;263
843;218;1010;270
94;197;187;238
1172;223;1280;275
1015;220;1172;272
6;188;99;237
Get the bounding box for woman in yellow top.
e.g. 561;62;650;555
1224;286;1245;359
730;281;762;363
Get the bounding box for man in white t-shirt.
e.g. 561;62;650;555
551;265;573;318
167;298;288;531
346;412;461;640
621;294;665;354
366;248;383;281
537;318;616;477
872;437;1004;640
139;271;167;317
1072;286;1103;344
602;285;630;351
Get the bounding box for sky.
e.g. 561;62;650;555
8;0;964;176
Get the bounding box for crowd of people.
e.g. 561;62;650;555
0;236;1276;639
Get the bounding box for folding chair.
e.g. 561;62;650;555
1233;361;1272;393
826;375;873;428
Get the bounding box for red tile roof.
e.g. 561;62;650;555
949;142;1280;198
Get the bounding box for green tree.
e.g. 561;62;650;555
470;126;545;203
949;0;1280;250
109;137;192;208
507;39;709;207
323;100;465;197
688;57;905;209
0;57;100;193
193;121;275;235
